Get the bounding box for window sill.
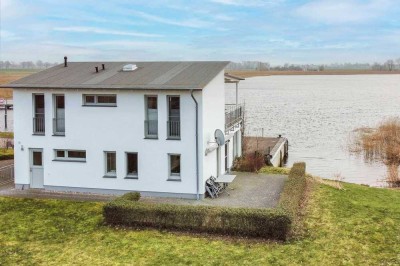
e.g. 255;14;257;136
32;133;45;136
144;137;158;140
167;177;181;182
166;138;181;141
103;175;117;178
125;176;138;180
53;159;86;163
82;105;117;107
52;134;65;137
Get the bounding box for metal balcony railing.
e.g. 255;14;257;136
144;120;158;138
225;104;243;132
33;116;45;134
53;118;65;135
167;120;180;139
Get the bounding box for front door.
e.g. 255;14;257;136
30;149;44;188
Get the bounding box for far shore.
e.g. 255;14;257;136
228;70;400;78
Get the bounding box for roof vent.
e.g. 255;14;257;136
122;64;137;72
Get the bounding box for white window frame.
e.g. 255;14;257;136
83;94;117;106
125;152;138;179
168;153;181;181
104;151;117;177
54;149;86;162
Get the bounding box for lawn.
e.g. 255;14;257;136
0;182;399;265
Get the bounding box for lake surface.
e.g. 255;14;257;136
226;75;400;186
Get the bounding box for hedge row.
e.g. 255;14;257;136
104;200;291;240
278;162;307;219
0;149;14;161
103;162;307;240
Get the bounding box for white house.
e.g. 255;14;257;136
1;59;244;199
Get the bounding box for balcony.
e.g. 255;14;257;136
53;118;65;136
225;104;243;133
33;116;45;135
144;120;158;139
167;120;180;139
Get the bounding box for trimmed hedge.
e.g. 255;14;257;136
0;149;14;161
103;163;307;240
278;162;307;219
104;200;291;240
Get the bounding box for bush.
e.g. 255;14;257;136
0;149;14;161
278;162;307;219
232;152;265;172
121;192;141;201
104;200;291;240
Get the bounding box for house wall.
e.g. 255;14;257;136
200;71;241;183
13;89;201;198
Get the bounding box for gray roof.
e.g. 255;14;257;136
1;61;229;90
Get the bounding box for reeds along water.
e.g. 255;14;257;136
349;117;400;187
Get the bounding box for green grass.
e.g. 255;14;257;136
259;166;291;175
0;182;399;265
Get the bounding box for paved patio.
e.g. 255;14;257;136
0;167;287;208
142;172;287;208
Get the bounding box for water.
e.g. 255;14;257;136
0;109;13;132
226;74;400;186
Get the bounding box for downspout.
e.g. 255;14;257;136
190;90;200;200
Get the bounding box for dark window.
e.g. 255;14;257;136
68;150;86;159
55;150;86;161
85;95;95;104
167;96;180;139
145;96;158;138
106;152;116;175
32;151;42;166
83;95;116;106
170;154;181;177
33;94;45;134
127;153;138;176
56;150;65;158
97;95;116;104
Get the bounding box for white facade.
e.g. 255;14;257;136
13;70;242;199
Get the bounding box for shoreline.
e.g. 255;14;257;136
227;70;400;78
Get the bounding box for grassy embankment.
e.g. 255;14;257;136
228;70;400;78
0;70;38;98
0;179;399;265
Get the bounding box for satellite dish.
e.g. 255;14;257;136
214;129;225;146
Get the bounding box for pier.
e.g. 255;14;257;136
243;136;289;167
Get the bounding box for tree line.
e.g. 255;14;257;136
0;60;59;70
227;58;400;71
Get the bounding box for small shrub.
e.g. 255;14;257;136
232;152;265;172
121;192;141;201
0;149;14;161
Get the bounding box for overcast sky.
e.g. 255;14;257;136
1;0;399;64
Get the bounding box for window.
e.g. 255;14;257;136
105;152;116;177
53;95;65;135
126;153;138;178
32;151;43;166
54;150;86;162
145;96;158;138
167;96;180;139
168;154;181;180
83;94;117;106
33;94;45;134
